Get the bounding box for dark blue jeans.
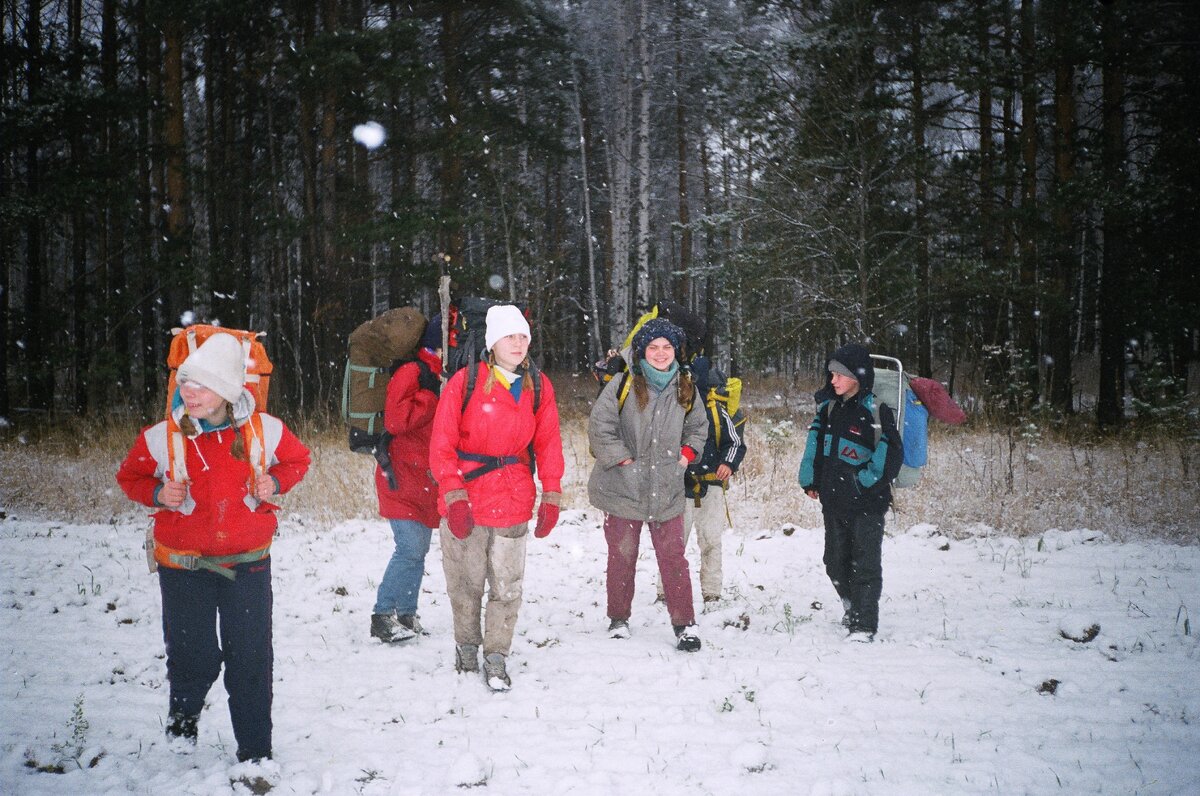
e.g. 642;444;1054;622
822;512;884;634
159;558;273;760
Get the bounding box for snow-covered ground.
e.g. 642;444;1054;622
2;509;1197;795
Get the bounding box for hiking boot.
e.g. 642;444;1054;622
846;630;876;643
166;713;198;743
673;624;702;652
455;643;480;673
608;618;631;639
371;613;416;644
483;653;512;691
397;613;425;635
702;594;721;604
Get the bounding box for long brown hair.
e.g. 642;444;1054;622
631;365;694;410
179;401;250;462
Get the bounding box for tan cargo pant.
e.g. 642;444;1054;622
439;522;528;656
657;489;727;601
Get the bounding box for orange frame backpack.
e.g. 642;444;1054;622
163;325;273;484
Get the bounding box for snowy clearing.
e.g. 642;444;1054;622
2;510;1197;795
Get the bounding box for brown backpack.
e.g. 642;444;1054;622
342;307;427;453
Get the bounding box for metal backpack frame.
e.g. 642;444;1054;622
870;354;923;488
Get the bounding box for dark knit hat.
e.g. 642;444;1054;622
632;318;685;363
828;359;857;380
420;315;442;351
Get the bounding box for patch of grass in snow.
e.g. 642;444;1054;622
772;602;811;636
23;693;104;774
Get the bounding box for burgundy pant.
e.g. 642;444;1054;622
604;513;695;627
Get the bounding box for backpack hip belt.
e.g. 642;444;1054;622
456;449;527;483
153;541;271;580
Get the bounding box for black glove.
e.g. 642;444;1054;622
417;365;441;396
373;432;398;491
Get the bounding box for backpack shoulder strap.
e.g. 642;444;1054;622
461;358;480;415
527;359;542;415
167;422;188;483
864;393;882;448
241;412;268;479
616;370;632;411
413;358;432;381
708;393;722;448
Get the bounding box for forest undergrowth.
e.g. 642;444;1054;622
1;373;1196;543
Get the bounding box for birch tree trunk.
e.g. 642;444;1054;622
634;0;652;310
673;1;691;302
572;64;603;359
911;14;930;377
439;5;465;275
604;0;635;342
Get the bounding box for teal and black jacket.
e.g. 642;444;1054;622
798;344;903;516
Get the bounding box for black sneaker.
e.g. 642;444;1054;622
371;612;416;643
166;713;198;742
673;624;702;652
397;613;426;635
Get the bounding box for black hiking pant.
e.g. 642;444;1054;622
822;511;884;634
159;558;273;760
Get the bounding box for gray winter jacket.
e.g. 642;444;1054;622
587;369;709;522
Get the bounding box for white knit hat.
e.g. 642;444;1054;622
176;333;247;404
485;305;531;352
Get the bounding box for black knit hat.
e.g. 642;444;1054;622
419;315;442;351
632;318;685;363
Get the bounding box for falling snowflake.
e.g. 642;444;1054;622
352;121;386;150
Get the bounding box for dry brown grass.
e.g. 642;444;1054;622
740;420;1199;542
2;374;1195;543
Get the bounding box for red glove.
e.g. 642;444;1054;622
446;498;474;540
534;498;561;538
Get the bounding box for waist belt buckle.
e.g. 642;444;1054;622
175;554;201;571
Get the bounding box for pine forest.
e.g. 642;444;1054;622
2;0;1197;427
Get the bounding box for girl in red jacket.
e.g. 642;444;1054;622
428;305;565;691
370;318;443;643
116;332;310;762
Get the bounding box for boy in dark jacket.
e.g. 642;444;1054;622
656;359;747;604
798;343;903;642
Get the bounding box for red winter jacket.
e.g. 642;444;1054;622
116;415;310;557
429;362;564;527
375;361;440;527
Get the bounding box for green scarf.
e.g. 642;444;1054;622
641;360;678;393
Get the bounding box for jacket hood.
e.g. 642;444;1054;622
814;342;874;402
